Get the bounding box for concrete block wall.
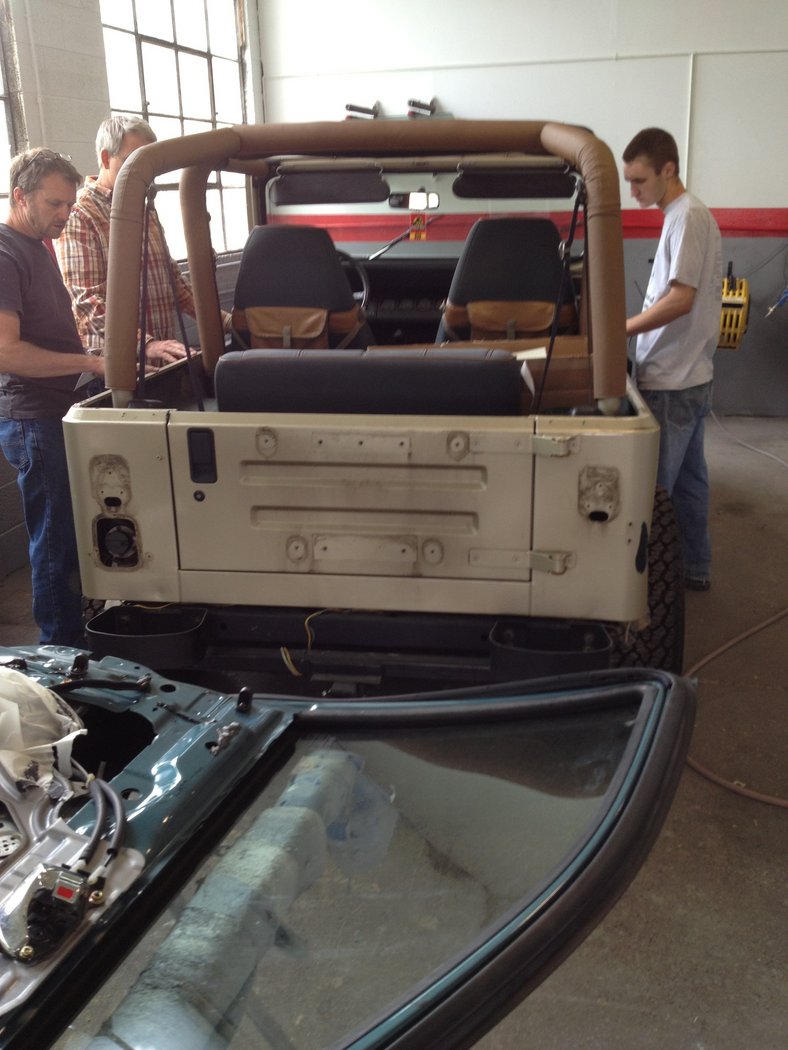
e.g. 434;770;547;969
8;0;110;175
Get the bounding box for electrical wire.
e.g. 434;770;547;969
66;760;128;873
279;608;344;675
74;777;107;868
279;646;303;677
684;405;788;807
711;412;788;469
739;240;787;280
303;608;343;653
684;604;788;809
100;778;127;859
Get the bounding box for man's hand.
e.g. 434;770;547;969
85;354;105;378
144;339;189;366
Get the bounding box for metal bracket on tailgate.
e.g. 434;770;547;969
532;435;579;457
529;551;575;575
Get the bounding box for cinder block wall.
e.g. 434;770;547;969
8;0;110;174
1;1;109;577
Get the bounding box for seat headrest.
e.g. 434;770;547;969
234;225;355;311
448;217;564;305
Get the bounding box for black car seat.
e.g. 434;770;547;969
231;225;374;350
436;217;577;342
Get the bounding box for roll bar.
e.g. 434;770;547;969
105;121;627;408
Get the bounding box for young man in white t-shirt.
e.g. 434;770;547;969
623;128;722;591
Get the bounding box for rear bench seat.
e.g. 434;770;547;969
214;347;524;415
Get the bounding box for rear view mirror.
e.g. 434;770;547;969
389;189;440;210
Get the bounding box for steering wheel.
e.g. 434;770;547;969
335;250;370;311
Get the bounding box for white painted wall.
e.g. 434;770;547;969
255;0;788;418
258;0;788;210
7;0;787;209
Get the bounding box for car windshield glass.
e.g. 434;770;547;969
55;698;639;1050
266;161;583;262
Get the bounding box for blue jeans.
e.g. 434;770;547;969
640;383;712;579
0;418;84;645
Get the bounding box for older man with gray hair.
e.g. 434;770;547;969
56;115;194;365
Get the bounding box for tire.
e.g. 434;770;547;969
609;486;685;673
82;596;106;627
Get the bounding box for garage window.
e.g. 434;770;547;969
99;0;249;257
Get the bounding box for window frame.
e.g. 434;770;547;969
99;0;250;258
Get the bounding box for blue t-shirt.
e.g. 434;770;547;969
0;224;86;418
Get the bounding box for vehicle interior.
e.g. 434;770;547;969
211;153;596;416
257;156;581;346
94;125;628;418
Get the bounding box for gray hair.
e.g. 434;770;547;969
96;115;157;162
9;148;82;201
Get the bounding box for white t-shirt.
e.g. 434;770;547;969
635;192;722;390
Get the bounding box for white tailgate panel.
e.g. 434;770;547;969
167;411;536;615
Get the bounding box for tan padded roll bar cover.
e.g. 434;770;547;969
540;123;627;400
106;129;241;397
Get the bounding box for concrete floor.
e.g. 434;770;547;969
1;414;786;1049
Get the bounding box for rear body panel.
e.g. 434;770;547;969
65;380;657;622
